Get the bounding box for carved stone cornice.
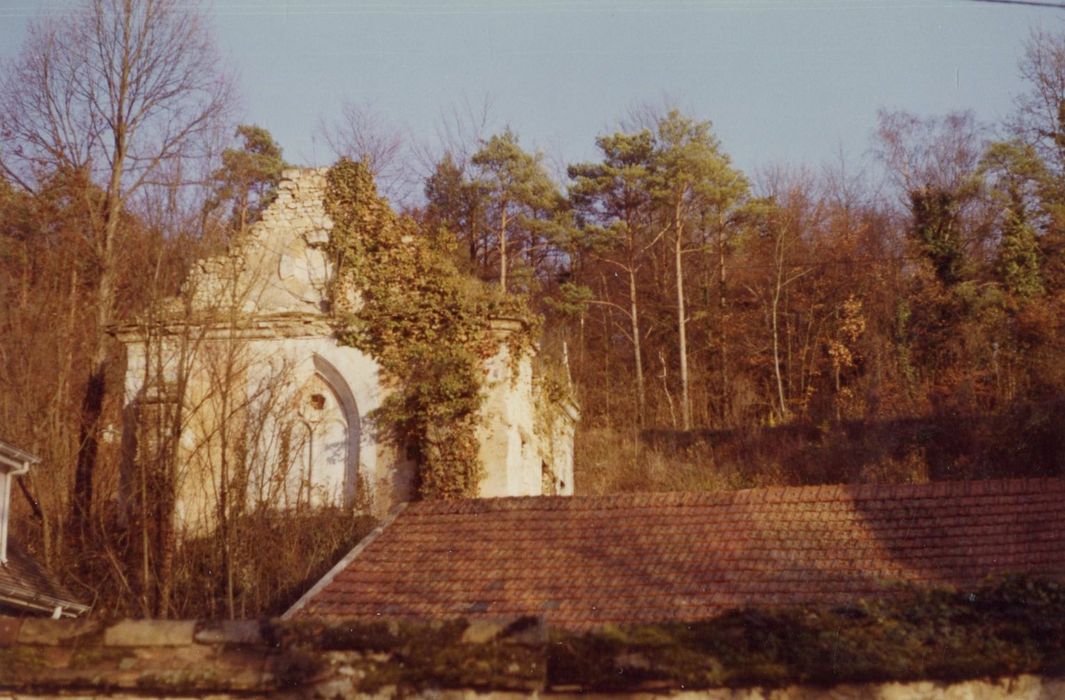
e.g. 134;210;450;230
112;312;334;343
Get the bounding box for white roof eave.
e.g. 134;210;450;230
0;440;39;475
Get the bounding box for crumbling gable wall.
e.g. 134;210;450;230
118;170;394;527
117;168;576;529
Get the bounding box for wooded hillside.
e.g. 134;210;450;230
1;1;1063;616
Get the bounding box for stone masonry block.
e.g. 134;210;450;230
104;619;195;647
18;617;100;645
0;617;20;647
459;617;545;646
460;619;506;644
193;619;264;646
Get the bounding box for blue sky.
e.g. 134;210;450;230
1;0;1062;181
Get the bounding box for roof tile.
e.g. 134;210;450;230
294;477;1065;628
0;543;86;617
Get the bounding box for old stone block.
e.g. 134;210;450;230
303;228;330;246
161;641;215;665
210;653;273;691
461;619;506;644
25;644;74;669
194;619;263;646
313;677;354;698
18;618;100;646
104;620;195;647
0;617;21;647
192;621;225;644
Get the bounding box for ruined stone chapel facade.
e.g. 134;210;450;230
115;169;577;530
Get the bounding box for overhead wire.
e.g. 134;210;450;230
968;0;1065;8
0;0;1050;19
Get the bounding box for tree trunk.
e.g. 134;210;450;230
628;267;646;426
718;225;729;424
674;202;691;430
71;198;121;540
154;475;175;618
71;27;131;539
771;235;789;422
499;206;509;291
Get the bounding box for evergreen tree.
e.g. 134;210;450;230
423;152;488;274
980;140;1047;300
206;124;289;234
471;129;564;292
568;130;657;425
648;110;747;430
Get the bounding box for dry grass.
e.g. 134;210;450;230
574;427;772;495
574;400;1065;495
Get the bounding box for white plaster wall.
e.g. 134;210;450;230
123;329;418;528
251;335;415;515
0;471;11;562
541;399;578;496
118;167;576;535
477;342;537;498
475;339;577;499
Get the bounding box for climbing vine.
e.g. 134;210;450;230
323;158;534;498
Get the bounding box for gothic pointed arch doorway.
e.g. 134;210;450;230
286;355;361;508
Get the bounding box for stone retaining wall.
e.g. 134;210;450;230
1;616;1062;699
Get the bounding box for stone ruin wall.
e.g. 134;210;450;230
182;168;335;317
1;616;1061;699
478;321;577;499
117;168;578;528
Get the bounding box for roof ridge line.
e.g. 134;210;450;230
405;476;1065;512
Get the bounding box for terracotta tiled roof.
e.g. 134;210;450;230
0;542;88;617
290;478;1065;628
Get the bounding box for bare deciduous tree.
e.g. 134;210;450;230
317;101;413;205
0;0;233;538
123;248;367;618
875;110;985;197
1012;27;1065;177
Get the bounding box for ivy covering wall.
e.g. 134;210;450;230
323;158;533;498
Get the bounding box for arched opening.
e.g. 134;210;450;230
288;374;349;508
276;358;362;510
290;355;361;507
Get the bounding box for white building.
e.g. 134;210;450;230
115;169;577;530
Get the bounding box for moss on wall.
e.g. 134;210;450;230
3;576;1064;696
548;575;1065;691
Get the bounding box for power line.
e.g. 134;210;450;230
969;0;1065;9
0;1;1028;19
